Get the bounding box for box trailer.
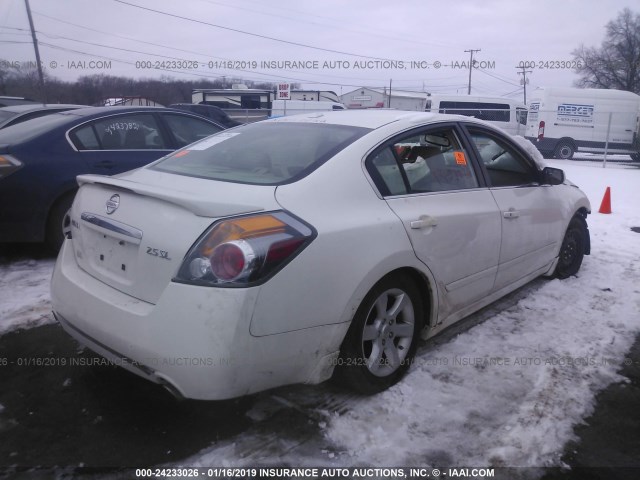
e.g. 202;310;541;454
525;87;640;160
270;99;346;117
192;88;274;123
426;94;528;136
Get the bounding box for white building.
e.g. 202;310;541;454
340;87;429;110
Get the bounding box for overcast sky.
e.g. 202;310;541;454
0;0;634;102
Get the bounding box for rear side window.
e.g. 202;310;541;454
367;127;480;195
70;114;166;150
152;122;370;185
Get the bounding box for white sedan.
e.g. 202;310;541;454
51;110;591;400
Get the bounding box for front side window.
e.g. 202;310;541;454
368;127;480;195
152;122;370;185
468;129;539;187
162;113;222;148
70;114;166;150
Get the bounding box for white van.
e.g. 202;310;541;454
270;100;346;117
425;94;528;136
525;87;640;160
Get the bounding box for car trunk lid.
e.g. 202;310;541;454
70;171;279;304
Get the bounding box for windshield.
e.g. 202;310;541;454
151;121;371;185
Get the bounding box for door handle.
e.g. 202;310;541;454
410;215;438;229
503;209;520;219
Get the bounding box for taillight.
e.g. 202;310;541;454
537;121;545;140
175;211;315;287
0;155;23;179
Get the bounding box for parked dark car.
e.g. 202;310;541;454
0;104;87;129
168;103;241;128
0;106;225;250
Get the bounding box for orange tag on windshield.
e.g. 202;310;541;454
174;150;190;158
454;151;467;165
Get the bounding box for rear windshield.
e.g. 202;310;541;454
0;111;79;143
151;121;371;185
0;110;18;124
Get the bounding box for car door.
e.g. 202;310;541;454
366;124;501;320
68;113;173;175
463;125;565;291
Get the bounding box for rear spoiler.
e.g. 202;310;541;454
76;174;265;218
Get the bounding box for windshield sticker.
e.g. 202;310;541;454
173;150;190;158
189;132;241;150
454;151;467;165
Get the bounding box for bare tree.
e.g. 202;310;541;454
573;8;640;93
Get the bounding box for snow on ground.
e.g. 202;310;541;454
0;159;639;471
184;160;640;469
0;257;55;336
321;160;640;468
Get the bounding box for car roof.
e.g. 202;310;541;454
265;109;493;130
0;104;87;114
0;106;226;145
52;105;170;117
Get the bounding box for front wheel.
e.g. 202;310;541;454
334;274;423;394
555;216;588;279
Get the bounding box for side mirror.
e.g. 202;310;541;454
542;166;565;185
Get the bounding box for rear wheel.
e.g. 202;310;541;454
554;141;575;160
555;216;588;279
334;273;423;394
46;192;75;253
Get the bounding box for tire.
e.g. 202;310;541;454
46;192;75;253
555;216;588;279
334;273;423;394
554;141;575;160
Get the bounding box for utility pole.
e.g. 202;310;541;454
388;79;392;108
24;0;45;101
516;65;532;104
464;49;480;95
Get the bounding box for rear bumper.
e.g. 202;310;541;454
51;240;343;400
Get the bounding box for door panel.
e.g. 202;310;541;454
386;191;501;313
465;127;564;289
490;186;563;288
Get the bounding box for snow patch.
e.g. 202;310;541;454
0;258;55;335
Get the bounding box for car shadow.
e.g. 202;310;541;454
0;324;254;470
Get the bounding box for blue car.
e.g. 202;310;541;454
0;106;225;250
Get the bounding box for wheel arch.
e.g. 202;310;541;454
341;263;437;342
44;187;78;246
558;137;577;148
574;207;591;255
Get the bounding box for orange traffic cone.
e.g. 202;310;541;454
598;187;612;214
